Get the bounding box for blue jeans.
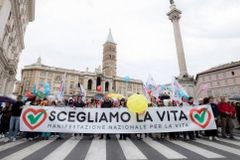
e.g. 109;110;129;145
8;116;20;139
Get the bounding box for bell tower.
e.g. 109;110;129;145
102;29;117;77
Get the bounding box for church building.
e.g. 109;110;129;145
20;30;143;99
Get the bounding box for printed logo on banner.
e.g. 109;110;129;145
189;107;211;128
22;108;47;130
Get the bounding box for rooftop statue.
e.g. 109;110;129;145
170;0;175;5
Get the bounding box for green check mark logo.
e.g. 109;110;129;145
23;108;47;130
194;110;206;123
27;112;44;125
190;108;211;128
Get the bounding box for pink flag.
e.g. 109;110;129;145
200;84;209;92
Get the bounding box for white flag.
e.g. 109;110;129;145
79;84;86;101
56;74;66;101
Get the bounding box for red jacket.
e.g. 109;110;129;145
218;102;236;116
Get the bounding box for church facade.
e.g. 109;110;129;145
19;31;143;99
0;0;35;96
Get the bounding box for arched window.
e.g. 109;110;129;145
87;79;92;90
96;77;101;88
105;81;109;92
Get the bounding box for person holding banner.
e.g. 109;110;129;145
87;98;97;108
41;99;51;140
205;97;219;141
72;96;85;140
144;97;157;139
151;96;161;140
68;97;77;139
156;99;164;107
0;102;12;138
119;98;127;140
55;100;65;140
24;97;38;141
74;95;86;108
112;99;120;108
85;98;96;139
169;100;178;140
68;97;75;107
5;96;24;142
183;97;195;141
100;95;112;140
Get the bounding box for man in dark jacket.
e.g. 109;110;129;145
100;95;112;140
5;96;24;142
101;96;112;108
74;95;85;108
0;102;12;138
183;97;196;140
73;95;85;139
205;97;219;140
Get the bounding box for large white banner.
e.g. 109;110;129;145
20;105;216;133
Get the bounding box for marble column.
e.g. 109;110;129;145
167;3;188;78
1;75;10;96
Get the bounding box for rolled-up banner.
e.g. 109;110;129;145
20;105;216;133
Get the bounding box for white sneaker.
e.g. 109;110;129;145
4;138;10;143
12;138;16;142
29;138;33;141
2;134;5;138
209;136;213;141
214;136;219;140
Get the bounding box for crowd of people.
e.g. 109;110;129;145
0;94;240;143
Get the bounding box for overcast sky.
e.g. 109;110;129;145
17;0;240;84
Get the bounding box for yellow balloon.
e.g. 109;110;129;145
127;94;148;113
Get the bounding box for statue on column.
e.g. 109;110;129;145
170;0;175;5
